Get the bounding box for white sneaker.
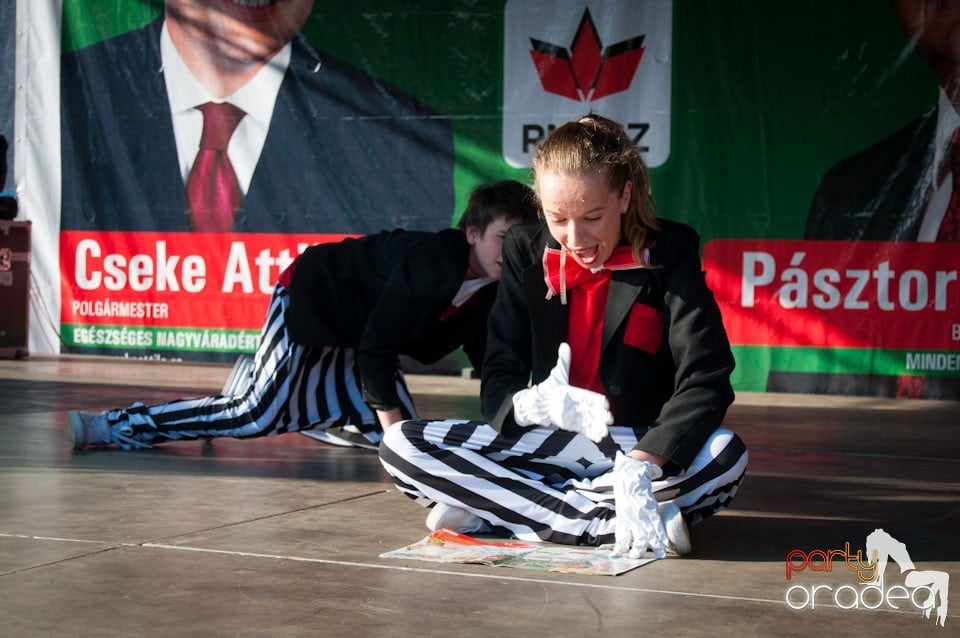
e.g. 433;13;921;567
426;502;491;534
660;502;692;556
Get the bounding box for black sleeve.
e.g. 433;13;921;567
480;228;537;432
456;286;497;374
635;225;736;473
357;237;464;409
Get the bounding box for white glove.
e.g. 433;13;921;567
512;343;613;443
610;452;670;559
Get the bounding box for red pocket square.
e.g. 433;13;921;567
623;303;663;353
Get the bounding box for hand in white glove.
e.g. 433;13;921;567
610;451;670;559
511;342;613;443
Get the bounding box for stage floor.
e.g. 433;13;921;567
0;355;957;636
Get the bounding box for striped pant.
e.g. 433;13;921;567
379;419;748;545
104;285;416;448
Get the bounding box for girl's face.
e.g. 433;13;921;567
538;170;632;269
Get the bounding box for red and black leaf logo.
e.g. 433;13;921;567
529;8;645;102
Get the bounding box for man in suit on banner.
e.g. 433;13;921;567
805;0;959;241
61;0;455;233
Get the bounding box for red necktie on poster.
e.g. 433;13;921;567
186;102;246;232
937;129;960;241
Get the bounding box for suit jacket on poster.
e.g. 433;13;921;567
284;228;494;409
60;17;455;233
805;108;936;241
481;221;735;476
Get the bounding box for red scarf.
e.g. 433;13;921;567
542;245;646;304
542;245;646;394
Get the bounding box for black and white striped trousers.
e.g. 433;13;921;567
104;285;417;447
379;419;748;545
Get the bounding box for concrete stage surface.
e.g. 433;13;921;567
0;355;957;636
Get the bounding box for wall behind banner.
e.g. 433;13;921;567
1;1;14;186
32;1;956;398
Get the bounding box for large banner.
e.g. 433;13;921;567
18;0;960;398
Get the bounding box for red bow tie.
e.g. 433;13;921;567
543;245;645;304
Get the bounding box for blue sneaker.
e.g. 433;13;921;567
68;411;153;450
67;411;111;450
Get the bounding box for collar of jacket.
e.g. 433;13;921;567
522;231;660;362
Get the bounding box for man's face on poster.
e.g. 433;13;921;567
894;0;960;70
165;0;314;64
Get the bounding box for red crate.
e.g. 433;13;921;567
0;220;30;358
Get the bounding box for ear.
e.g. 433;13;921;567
465;225;481;245
619;181;633;214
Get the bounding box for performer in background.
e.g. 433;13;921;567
68;181;538;451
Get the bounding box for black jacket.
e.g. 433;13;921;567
481;220;735;475
806;108;936;241
285;228;494;410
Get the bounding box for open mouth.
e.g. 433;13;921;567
571;246;600;266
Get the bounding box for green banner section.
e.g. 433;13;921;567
66;324;260;354
733;346;960;392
